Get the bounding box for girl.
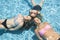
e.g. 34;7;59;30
34;18;60;40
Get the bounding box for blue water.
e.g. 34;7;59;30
0;0;60;40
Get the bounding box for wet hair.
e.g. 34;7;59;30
32;5;42;11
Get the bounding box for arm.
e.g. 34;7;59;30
31;0;36;6
39;0;44;7
35;29;43;40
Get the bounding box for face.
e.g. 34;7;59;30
24;16;31;21
34;18;41;24
30;10;39;17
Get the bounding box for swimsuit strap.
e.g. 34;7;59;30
2;19;9;29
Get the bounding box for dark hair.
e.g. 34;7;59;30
36;13;42;22
58;38;60;40
22;18;36;30
32;5;42;11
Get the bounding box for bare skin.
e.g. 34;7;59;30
30;0;44;18
30;10;39;17
0;14;31;30
34;18;60;40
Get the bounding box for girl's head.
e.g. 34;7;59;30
29;5;42;18
30;10;39;17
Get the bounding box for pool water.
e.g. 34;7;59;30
0;0;60;40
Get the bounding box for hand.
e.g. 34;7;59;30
34;17;41;25
24;16;31;21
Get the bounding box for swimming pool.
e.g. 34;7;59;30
0;0;60;40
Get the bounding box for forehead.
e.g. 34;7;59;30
31;10;38;12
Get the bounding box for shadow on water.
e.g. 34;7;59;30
0;25;41;40
30;26;39;40
0;27;27;35
0;29;5;35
